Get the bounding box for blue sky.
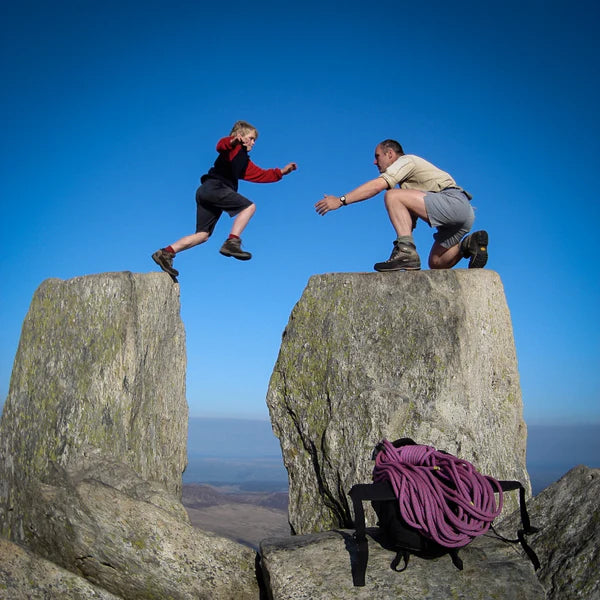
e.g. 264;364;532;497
1;0;598;425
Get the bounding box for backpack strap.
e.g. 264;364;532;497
349;482;397;586
388;545;465;573
497;480;540;570
498;481;538;535
448;548;464;570
390;549;411;572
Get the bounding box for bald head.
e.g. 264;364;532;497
378;139;404;155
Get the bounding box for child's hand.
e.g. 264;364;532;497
281;162;297;175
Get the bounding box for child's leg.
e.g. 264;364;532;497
152;189;216;277
171;231;210;253
229;203;256;237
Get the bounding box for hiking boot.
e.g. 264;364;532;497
460;230;488;268
374;241;421;272
152;249;179;278
219;237;252;261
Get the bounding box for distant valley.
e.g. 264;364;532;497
182;483;290;549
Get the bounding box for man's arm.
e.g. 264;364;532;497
315;177;388;215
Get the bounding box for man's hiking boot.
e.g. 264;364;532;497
219;237;252;261
460;230;488;268
152;249;179;280
374;241;421;272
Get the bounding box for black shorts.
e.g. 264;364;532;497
195;178;253;235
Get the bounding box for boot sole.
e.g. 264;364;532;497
219;250;252;261
374;263;421;272
467;231;488;269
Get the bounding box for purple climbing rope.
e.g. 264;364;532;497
372;439;504;548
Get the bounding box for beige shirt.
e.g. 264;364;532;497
380;154;462;194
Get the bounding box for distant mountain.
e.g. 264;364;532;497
184;417;287;489
183;483;288;512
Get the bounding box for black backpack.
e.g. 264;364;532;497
348;438;540;587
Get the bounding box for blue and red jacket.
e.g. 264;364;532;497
200;136;282;192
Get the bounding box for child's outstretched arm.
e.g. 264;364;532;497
244;160;297;183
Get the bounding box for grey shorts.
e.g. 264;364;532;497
195;178;253;235
424;188;474;248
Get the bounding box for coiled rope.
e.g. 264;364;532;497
372;439;504;548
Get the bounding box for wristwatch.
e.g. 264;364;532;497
339;195;347;206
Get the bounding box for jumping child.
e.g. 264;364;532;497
152;120;297;280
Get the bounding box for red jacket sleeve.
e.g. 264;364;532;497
243;160;283;183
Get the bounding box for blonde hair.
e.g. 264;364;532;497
230;120;258;139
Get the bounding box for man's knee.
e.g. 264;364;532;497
385;189;428;220
384;188;407;205
428;241;461;269
428;255;446;269
429;241;448;269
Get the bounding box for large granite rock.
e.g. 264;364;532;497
0;271;187;504
259;528;545;599
0;272;258;599
497;465;600;600
266;270;529;534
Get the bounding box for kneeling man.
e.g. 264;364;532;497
315;139;487;271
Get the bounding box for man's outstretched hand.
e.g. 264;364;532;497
315;194;341;215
